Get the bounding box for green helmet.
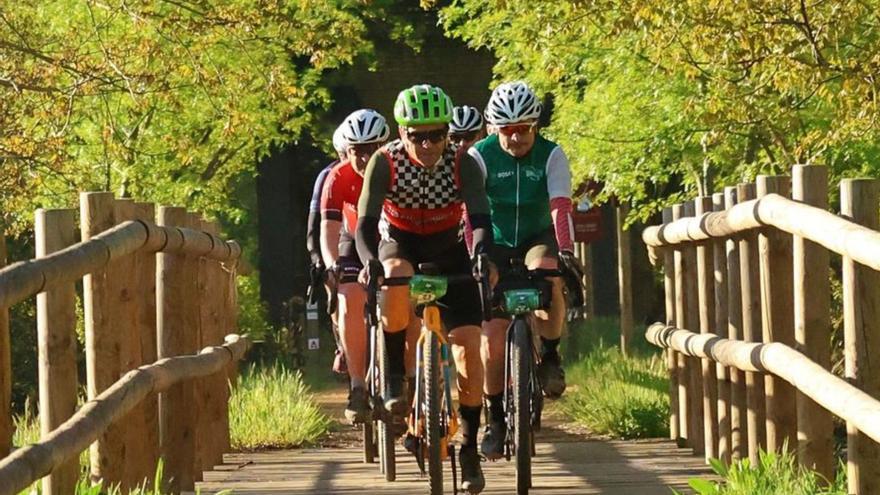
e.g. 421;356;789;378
394;84;454;126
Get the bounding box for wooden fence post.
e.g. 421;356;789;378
756;175;797;454
792;164;833;479
672;203;691;447
0;235;9;458
158;206;197;491
684;200;705;455
36;209;79;495
81;191;128;484
112;199;148;490
616;202;633;355
724;187;747;461
134;202;160;482
841;178;880;494
695;196;718;460
712;193;732;465
662;207;680;444
736;183;766;464
199;220;231;472
186;212;207;483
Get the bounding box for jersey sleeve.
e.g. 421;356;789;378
546;146;575;252
458;153;493;255
319;165;343;222
356;152;392;263
466;147;488;180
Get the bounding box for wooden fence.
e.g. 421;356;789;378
642;165;880;494
0;192;250;495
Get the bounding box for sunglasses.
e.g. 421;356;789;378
497;123;537;136
405;128;448;144
449;130;480;143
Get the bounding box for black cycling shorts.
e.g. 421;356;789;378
337;232;363;283
489;227;558;278
379;227;482;330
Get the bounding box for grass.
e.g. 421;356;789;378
230;363;332;449
560;316;670;439
681;449;847;495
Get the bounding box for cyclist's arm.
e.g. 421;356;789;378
319;167;343;268
356;151;391;265
462;148;489;255
307;165;333;265
458;153;493;256
546;146;574;253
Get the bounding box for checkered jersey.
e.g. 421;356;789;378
379;139;465;235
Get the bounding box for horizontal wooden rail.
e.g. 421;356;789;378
0;220;241;309
642;193;880;272
0;334;250;495
645;323;880;445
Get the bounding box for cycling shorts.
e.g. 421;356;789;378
379;227;482;329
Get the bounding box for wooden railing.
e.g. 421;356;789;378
642;165;880;494
0;192;251;495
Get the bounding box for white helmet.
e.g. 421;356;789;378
450;106;484;133
332;124;347;155
340;109;390;145
484;81;542;125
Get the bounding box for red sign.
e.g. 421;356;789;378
573;208;602;243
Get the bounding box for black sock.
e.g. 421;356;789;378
541;337;560;358
459;404;482;448
487;393;504;423
384;329;406;376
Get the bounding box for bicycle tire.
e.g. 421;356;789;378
425;332;443;495
512;318;531;494
363;421;376;463
378;327;396;481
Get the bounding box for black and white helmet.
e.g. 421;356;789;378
340;109;390;144
484;81;542;125
450;106;484;132
332;124;347;155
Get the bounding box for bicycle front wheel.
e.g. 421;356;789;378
512;318;532;494
378;327;396;481
424;331;443;495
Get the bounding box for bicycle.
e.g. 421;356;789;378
403;256;491;495
364;276;410;480
492;257;560;495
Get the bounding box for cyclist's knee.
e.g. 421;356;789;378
380;258;413;330
450;325;482;354
528;255;558;271
338;282;366;302
481;319;507;360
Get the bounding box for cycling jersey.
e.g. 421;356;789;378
306;161;337;262
320;159;363;235
468;134;574;251
356;139;493;263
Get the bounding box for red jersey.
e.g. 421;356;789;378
320;160;363;234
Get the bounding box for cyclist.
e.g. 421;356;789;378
307;124;350;374
320;109;390;424
449;105;485;150
356;84;493;493
467;81;583;460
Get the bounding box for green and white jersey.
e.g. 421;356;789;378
468;134;572;248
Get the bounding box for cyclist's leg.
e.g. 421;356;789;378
439;244;485;492
524;230;567;397
378;239;415;414
338;279;367;387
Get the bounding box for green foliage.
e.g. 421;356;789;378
0;1;403;235
681;449;847;495
230;363;331;449
434;0;880;221
561;317;669;439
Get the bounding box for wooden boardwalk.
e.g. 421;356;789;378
194;389;712;494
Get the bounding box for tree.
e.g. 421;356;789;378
434;0;880;219
1;0;377;233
